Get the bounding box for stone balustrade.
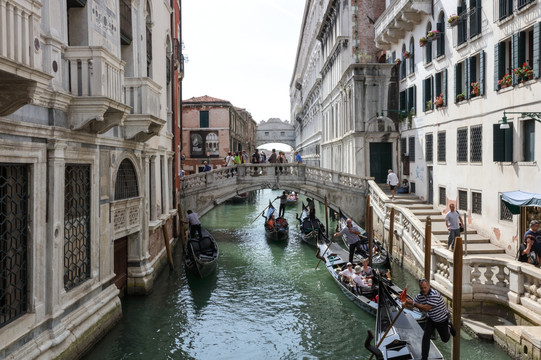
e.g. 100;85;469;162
64;46;124;103
111;197;142;238
0;0;40;68
124;77;161;117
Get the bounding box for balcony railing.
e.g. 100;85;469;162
64;47;124;103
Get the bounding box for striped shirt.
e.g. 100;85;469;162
414;288;448;322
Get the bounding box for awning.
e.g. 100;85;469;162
501;191;541;215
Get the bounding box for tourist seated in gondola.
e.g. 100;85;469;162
266;214;276;229
276;217;287;229
338;262;355;282
360;258;374;279
353;265;370;292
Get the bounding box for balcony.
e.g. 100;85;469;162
0;0;52;116
374;0;432;48
64;46;129;134
123;77;165;142
111;197;142;238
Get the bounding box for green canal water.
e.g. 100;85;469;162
84;189;510;360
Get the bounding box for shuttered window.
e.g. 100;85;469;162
457;128;468;163
438;131;446;162
199;111;209;128
426;133;433;163
436;15;445;57
470;125;483;163
493;122;513;162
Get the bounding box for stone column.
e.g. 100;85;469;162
149;155;157;221
46;140;67;317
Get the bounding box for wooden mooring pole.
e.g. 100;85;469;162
424;216;431;282
324;195;329;238
177;202;187;246
388;207;395;258
452;236;463;360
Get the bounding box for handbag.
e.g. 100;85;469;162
459;225;464;232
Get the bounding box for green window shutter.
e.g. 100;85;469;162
494;43;501;90
431;76;434;109
200;110;209;128
512;33;519;85
465;57;471;99
493;123;514;162
413;85;417;114
435;72;442;97
534;22;540;79
422;79;426;111
454;63;462;102
480;50;485;95
443;69;448;106
400;91;406;112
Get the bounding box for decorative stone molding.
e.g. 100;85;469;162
111;197;142;239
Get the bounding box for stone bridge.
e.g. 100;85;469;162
179;163;370;223
256;118;296;149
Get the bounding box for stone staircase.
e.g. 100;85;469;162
387;192;506;255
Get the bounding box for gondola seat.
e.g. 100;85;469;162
198;237;215;256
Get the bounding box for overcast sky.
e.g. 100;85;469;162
182;0;306;124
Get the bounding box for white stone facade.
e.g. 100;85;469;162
374;0;541;254
0;0;178;358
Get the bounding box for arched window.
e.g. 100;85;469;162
436;12;446;58
425;22;433;64
205;133;219;155
457;0;467;46
115;159;139;200
166;36;172;132
409;38;415;74
400;44;407;80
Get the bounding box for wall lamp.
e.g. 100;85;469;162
376;108;414;120
499;111;541;129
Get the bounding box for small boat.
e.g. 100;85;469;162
226;192;249;204
364;281;443;360
184;227;219;278
286;191;298;206
264;201;289;241
338;209;390;267
296;202;325;246
316;239;423;321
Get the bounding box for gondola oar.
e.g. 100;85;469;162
315;233;337;270
249;198;277;225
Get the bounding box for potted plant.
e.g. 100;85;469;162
402;50;411;59
471;82;480;97
498;73;512;89
426;99;432;111
448;14;460;27
427;30;440;41
456;91;465;102
513;62;533;82
434;93;444;108
419;37;428;47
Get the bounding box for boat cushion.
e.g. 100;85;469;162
199;237;214;256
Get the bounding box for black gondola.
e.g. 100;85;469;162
296;202;325;246
316;239;424;321
364;281;443;359
263;201;289;241
184;227;219;278
338;209;390;267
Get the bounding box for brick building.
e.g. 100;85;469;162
182;95;257;174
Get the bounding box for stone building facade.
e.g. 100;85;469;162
374;0;541;254
181;95;257;174
0;0;181;358
291;0;399;182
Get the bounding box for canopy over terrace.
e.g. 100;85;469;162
502;191;541;215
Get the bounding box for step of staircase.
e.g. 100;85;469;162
433;233;494;244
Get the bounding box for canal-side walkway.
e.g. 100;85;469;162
375;186;541;360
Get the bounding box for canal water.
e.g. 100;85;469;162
84;189;510;360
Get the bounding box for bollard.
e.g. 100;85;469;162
162;223;174;270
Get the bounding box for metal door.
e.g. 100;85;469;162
370;142;393;183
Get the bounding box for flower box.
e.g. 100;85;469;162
402;51;411;59
419;37;427;47
456;92;465;102
427;30;440;41
448;15;460;27
470;82;480;97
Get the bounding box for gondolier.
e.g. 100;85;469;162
275;191;288;218
334;218;362;263
403;278;455;360
184;210;202;240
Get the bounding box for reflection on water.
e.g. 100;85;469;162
84;189;509;360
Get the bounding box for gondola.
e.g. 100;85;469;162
286;191;298;206
338;209;390;267
226;192;249;204
296;202;325;246
316;238;424;320
364;281;443;359
184;227;219;278
263;201;289;241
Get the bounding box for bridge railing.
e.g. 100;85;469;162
367;179;541;325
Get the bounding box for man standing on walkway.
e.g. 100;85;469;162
294;151;302;163
403;278;455;360
268;149;277;175
386;169;399;200
334;218;362;263
525;220;541;256
445;203;464;250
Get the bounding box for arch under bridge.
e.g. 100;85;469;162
179;163;370;224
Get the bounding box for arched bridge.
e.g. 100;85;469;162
179;163;371;224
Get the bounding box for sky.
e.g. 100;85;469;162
182;0;306;124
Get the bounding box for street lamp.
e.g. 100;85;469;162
499;111;541;129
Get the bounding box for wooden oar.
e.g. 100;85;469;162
315;233;337;270
368;305;406;360
249;198;277;225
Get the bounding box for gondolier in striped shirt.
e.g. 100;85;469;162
403;278;456;360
